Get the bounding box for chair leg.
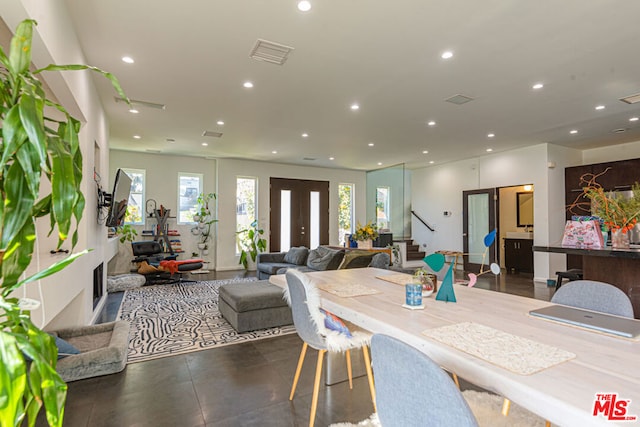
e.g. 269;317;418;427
345;349;353;390
309;349;326;427
290;342;308;400
502;398;511;416
362;345;377;413
452;372;460;389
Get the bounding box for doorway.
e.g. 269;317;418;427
462;189;497;272
270;178;329;252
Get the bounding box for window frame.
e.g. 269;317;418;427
122;168;145;225
338;183;355;246
236;176;258;255
177;172;203;225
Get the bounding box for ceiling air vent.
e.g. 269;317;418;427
202;130;223;138
620;92;640;104
445;94;474;105
115;97;166;110
249;39;294;65
303;157;316;161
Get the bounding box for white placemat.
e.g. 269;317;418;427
423;322;576;375
318;282;382;298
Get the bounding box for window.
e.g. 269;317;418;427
178;173;203;224
338;183;354;246
123;168;145;225
376;186;390;230
236;177;257;254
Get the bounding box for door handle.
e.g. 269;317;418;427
462;233;467;237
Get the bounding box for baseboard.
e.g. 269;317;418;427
216;266;257;272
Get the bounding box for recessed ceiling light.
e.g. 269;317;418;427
630;117;639;122
441;51;453;59
595;105;605;110
272;150;277;154
201;142;208;147
133;135;141;139
532;83;544;90
121;56;134;64
422;150;429;154
217;120;225;125
243;81;254;88
297;1;311;11
487;133;495;138
570;129;578;134
429;161;435;164
350;103;360;110
377;162;383;166
329;157;335;160
486;148;493;152
128;108;139;114
368;143;374;147
302;133;309;138
427;121;436;126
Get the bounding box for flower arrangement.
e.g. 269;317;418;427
352;220;379;241
570;171;640;234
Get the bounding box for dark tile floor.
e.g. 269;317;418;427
51;269;554;427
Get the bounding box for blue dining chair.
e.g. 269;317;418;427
284;269;376;427
370;334;549;427
551;280;634;318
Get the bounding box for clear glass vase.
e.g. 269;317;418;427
611;229;630;249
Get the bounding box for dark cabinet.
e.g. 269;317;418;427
504;238;533;273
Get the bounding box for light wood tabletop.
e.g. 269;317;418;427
270;268;640;427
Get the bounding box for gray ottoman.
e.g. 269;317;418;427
218;280;293;333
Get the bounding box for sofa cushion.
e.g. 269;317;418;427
307;246;345;271
369;252;391;269
338;250;376;269
284;246;309;265
257;262;294;276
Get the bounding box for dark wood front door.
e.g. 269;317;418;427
270;178;329;251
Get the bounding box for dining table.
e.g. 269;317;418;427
269;267;640;427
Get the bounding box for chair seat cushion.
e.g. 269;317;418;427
219;281;288;312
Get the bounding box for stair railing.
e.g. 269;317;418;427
411;210;435;232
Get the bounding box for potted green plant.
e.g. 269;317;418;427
236;220;267;269
0;20;127;426
193;192;216;223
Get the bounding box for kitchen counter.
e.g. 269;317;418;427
534;245;640;318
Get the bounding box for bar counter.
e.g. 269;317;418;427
534;245;640;318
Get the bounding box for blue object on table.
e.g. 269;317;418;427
405;283;423;306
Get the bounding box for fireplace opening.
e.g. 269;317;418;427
93;263;104;309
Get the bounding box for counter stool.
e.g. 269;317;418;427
555;268;583;291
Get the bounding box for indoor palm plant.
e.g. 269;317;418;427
0;20;127;426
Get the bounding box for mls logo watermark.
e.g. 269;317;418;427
593;393;637;421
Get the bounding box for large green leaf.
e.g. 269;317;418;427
36;64;129;104
1;105;29;168
1;162;35;249
8;20;35;76
48;136;75;243
0;331;28;427
18;90;47;169
1;219;36;292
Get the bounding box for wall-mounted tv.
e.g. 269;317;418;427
105;169;132;227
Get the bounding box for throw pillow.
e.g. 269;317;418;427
307;246;345;270
338;250;375;269
319;308;352;337
51;335;81;359
284;246;309;265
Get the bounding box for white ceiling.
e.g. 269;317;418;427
62;0;640;170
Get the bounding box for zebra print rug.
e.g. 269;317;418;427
117;278;296;363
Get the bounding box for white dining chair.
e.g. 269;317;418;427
285;269;376;427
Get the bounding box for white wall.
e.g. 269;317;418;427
216;159;366;270
411;143;582;282
4;0;112;329
582;139;640;164
109;150;217;270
